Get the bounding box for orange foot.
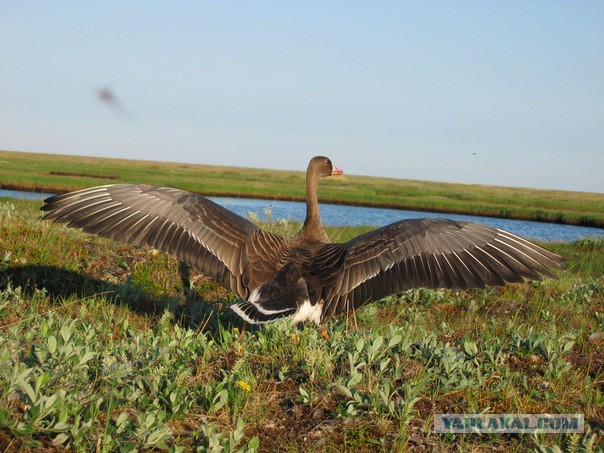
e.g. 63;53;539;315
320;328;330;342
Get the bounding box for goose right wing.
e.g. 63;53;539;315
307;218;565;318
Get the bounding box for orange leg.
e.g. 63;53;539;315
239;321;248;338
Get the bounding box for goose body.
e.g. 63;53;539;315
41;156;565;325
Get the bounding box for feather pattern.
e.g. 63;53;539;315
316;219;564;318
41;184;286;298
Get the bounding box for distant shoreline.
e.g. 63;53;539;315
1;150;602;228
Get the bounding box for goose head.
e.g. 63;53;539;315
308;156;343;178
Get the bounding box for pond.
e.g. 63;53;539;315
1;188;602;242
212;197;603;243
0;188;50;200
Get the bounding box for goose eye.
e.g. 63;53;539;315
326;159;331;166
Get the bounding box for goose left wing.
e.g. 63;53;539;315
41;184;287;298
308;218;565;319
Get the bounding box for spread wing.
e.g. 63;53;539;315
308;218;565;318
41;184;288;298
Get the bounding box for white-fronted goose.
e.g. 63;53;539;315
41;156;564;325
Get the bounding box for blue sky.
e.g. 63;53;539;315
2;2;603;193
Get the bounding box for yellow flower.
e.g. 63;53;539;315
237;380;251;392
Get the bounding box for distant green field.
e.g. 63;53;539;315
1;150;603;227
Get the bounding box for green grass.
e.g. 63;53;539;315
1;200;603;451
2;149;603;228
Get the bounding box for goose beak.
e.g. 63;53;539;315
331;165;343;176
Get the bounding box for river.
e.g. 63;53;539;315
1;188;602;242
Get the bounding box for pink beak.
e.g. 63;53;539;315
331;165;344;176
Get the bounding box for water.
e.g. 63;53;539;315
211;197;604;242
2;188;602;242
0;188;49;200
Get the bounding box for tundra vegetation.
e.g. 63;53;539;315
1;149;603;228
0;199;602;451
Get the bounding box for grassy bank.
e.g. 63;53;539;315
0;199;603;451
1;150;603;228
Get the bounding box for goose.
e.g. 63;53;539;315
41;156;564;326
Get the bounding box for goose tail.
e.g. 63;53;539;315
230;300;296;324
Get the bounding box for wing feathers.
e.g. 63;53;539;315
316;218;564;319
41;184;280;298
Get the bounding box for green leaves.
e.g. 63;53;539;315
46;335;57;354
1;200;602;451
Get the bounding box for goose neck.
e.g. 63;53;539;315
302;170;328;242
